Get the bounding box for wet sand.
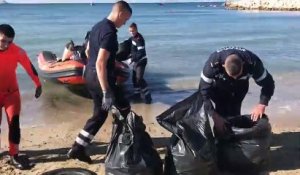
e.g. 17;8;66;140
0;72;300;174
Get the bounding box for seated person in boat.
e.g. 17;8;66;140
57;31;90;63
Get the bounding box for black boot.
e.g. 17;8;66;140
9;154;34;170
67;147;92;164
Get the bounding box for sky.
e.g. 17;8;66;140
5;0;224;4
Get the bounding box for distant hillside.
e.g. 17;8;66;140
225;0;300;11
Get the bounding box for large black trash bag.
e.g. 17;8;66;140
157;92;218;175
105;108;163;175
116;39;132;62
217;115;272;174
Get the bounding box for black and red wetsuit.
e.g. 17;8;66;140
0;43;41;156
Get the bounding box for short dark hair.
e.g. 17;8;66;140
129;22;137;29
0;24;15;38
116;1;132;14
225;54;243;76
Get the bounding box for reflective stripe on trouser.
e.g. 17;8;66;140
73;103;108;149
134;87;140;95
72;67;130;150
141;87;150;96
75;129;95;147
0;90;21;156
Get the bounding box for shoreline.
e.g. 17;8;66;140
15;71;300;129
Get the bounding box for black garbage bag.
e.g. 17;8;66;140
217;115;272;174
156;92;218;175
105;109;163;175
116;39;131;62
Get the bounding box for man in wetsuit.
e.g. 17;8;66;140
199;47;275;134
67;1;132;164
0;24;42;169
128;22;152;104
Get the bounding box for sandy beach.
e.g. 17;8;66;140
0;109;299;175
0;79;300;175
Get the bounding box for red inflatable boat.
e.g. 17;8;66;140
37;51;130;85
37;51;86;85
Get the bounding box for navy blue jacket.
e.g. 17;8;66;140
129;32;147;62
199;47;275;115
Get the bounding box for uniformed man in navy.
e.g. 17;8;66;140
128;22;152;104
199;47;275;133
67;1;132;164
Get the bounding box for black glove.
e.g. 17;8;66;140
102;90;114;111
35;86;42;98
